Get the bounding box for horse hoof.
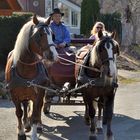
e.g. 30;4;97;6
18;134;26;140
89;135;97;140
105;134;114;140
97;128;103;134
37;127;43;134
107;131;113;137
25;125;31;132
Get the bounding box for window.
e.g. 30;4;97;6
71;10;78;27
45;0;80;29
45;0;52;17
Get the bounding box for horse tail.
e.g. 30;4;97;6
5;51;14;82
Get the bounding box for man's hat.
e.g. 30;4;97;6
50;8;64;16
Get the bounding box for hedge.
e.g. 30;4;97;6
100;12;122;43
80;0;100;37
0;13;32;69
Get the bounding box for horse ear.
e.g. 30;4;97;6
33;14;39;25
45;16;52;25
111;31;116;39
98;30;103;39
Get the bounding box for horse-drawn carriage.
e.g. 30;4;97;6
5;14;120;140
42;39;95;110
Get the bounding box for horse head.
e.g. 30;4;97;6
13;15;58;66
29;15;58;64
90;30;120;78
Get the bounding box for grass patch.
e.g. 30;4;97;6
118;75;139;84
133;45;140;54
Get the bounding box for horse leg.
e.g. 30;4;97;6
30;101;38;140
96;97;103;134
22;100;31;132
31;90;44;140
43;92;51;114
14;101;26;140
83;96;90;125
88;100;97;140
104;94;115;138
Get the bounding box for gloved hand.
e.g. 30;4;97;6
58;42;66;48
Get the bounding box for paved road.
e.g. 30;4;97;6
0;70;140;140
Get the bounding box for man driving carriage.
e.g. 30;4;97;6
49;8;71;49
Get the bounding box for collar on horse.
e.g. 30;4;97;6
6;62;49;89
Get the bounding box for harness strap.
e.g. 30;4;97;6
18;58;43;66
6;62;49;89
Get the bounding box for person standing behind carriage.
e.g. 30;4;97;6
77;21;106;56
89;21;105;40
49;8;71;49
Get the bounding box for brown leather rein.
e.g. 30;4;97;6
18;54;101;72
57;55;101;72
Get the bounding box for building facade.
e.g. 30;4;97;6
45;0;81;34
0;0;21;16
1;0;140;45
16;0;81;34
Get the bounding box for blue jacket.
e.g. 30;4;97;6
50;21;71;45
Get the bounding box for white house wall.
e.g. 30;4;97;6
45;0;81;35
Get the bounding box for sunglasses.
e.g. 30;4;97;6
96;26;103;29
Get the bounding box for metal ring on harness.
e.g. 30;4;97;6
27;80;34;87
89;80;95;86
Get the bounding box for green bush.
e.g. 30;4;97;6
100;12;122;43
80;0;100;37
80;1;122;42
0;13;32;69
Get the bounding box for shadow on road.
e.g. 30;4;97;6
0;99;14;108
40;112;140;140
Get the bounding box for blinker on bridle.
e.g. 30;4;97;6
31;23;56;48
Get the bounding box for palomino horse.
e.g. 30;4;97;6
75;30;119;140
5;15;58;140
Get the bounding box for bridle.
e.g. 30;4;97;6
97;37;116;64
18;24;56;66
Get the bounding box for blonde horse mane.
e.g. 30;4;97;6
13;16;48;65
13;20;32;65
90;41;101;67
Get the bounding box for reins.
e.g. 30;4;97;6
57;55;101;72
18;58;43;66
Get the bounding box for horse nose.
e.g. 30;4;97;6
50;46;59;62
108;71;115;78
108;70;113;78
